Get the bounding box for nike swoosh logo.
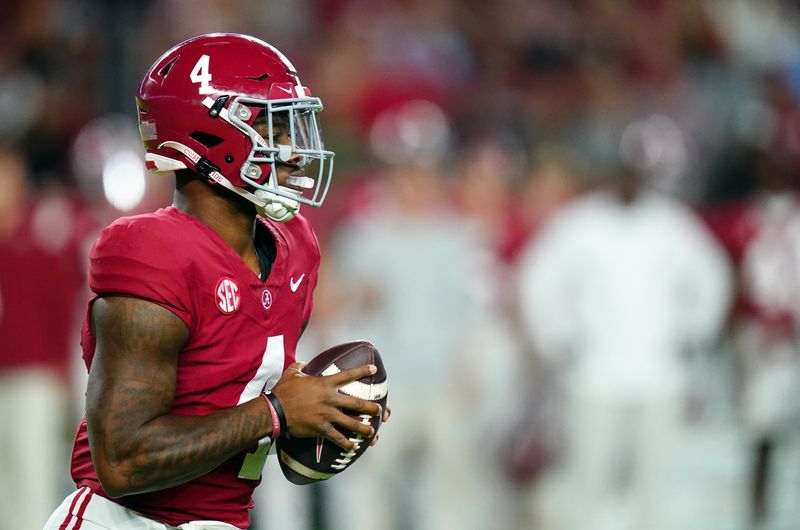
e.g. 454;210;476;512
289;274;305;292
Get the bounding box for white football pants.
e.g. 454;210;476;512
43;487;242;530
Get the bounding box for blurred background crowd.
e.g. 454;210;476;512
2;0;800;529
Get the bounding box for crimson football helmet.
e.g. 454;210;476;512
136;33;333;222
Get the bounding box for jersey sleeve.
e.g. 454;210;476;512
88;217;194;331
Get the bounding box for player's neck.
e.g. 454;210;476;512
174;178;257;257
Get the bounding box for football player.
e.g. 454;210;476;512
44;33;385;530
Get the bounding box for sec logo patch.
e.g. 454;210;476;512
216;277;241;314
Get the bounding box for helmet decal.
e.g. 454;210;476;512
189;54;214;95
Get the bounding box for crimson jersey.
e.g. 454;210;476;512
69;206;320;528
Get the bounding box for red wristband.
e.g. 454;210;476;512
261;392;282;439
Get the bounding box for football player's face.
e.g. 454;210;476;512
267;112;291;146
253;112;305;189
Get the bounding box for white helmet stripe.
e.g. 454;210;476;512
202;96;230;121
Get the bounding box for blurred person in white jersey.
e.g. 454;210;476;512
516;149;732;530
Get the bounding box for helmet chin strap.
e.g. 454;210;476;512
156;140;300;223
254;188;301;223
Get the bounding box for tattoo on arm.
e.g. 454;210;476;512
86;296;270;497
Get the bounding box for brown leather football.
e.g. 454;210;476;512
276;340;388;485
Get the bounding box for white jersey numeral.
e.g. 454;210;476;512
237;335;286;405
189;54;213;94
237;334;286;480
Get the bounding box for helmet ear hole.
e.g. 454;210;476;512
189;131;224;147
225;154;234;163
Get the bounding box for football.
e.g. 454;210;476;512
276;340;388;485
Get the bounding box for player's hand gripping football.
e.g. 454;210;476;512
270;362;385;450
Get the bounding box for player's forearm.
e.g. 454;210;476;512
91;397;270;497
